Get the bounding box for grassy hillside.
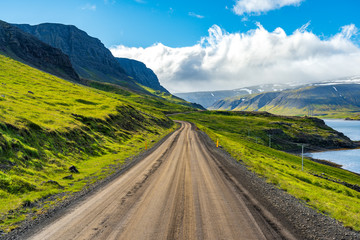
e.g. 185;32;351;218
80;79;203;115
171;111;360;231
0;54;183;232
210;84;360;119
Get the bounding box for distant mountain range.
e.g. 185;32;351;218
174;84;296;108
14;22;167;94
0;20;79;81
209;83;360;118
175;77;360;118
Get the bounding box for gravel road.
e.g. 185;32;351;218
12;121;359;239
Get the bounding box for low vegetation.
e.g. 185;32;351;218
0;54;186;232
261;105;360;120
171;111;360;231
80;78;202;116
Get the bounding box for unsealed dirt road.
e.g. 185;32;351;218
28;121;297;240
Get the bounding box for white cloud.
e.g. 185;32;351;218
111;23;360;93
233;0;303;15
81;4;96;11
189;12;205;19
339;24;358;39
298;21;311;33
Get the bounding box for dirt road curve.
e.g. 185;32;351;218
28;121;296;240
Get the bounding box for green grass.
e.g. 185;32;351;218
171;111;353;152
254;105;360;119
0;54;183;232
81;78;202;116
171;111;360;231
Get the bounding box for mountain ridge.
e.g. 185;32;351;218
0;20;79;81
14;23;155;93
209;84;360;118
116;58;169;93
175;84;296;108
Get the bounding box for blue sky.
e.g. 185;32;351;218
1;0;360;92
1;0;359;48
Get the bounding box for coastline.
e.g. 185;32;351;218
305;147;360;175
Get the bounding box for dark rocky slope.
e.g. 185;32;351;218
14;23;144;91
0;20;79;81
116;58;168;93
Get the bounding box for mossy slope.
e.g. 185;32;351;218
172;111;360;231
0;54;176;232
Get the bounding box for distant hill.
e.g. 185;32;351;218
116;58;169;93
0;20;79;81
14;23;150;92
175;84;295;108
210;84;360;118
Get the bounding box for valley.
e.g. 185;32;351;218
0;17;359;240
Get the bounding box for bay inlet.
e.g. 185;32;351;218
305;119;360;174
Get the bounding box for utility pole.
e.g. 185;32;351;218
302;144;304;171
268;134;271;148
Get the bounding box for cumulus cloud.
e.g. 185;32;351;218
111;23;360;93
189;12;205;19
233;0;303;15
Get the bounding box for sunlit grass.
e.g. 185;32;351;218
172;111;360;231
233;103;360;119
0;54;180;231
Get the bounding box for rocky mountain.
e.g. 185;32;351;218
210;84;360;118
14;23;147;92
116;58;168;93
175;84;295;108
0;20;79;81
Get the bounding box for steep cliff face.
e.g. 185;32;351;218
0;20;79;81
14;23;172;93
116;58;169;93
14;23;140;89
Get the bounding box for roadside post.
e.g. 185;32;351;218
302;144;304;171
268;134;271;148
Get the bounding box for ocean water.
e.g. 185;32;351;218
306;149;360;174
306;119;360;174
324;119;360;141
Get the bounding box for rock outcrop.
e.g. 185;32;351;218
116;58;168;93
0;20;79;81
14;23;140;89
